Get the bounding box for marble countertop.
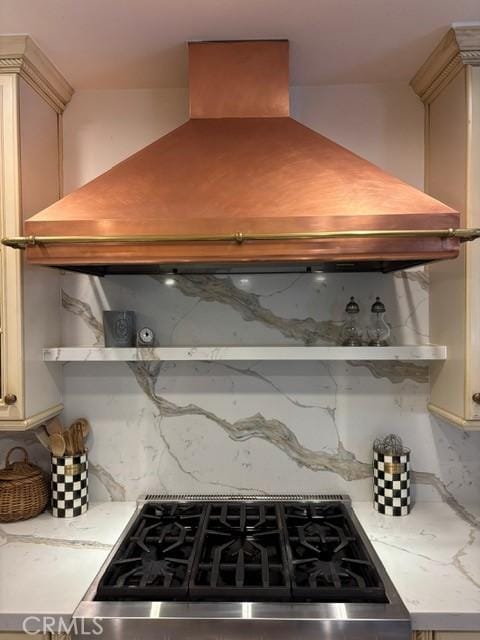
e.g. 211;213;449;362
0;501;478;632
354;502;480;631
0;502;137;632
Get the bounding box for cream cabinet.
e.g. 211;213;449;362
413;633;480;640
0;629;68;638
0;634;49;639
435;635;480;640
0;36;72;430
412;26;480;430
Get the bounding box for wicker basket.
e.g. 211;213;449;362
0;447;49;522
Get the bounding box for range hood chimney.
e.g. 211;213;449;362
5;39;474;275
188;40;290;118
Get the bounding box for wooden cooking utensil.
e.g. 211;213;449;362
63;430;74;456
34;427;50;450
68;431;76;456
75;422;85;454
67;422;80;455
70;418;90;439
67;424;75;454
70;423;80;455
45;416;64;436
68;418;90;455
49;433;66;457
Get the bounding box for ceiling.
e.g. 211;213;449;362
1;0;479;89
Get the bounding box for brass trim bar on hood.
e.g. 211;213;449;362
2;228;480;250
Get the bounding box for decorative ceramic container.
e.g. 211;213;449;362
51;452;88;518
373;435;410;516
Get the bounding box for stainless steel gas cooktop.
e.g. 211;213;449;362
74;494;410;639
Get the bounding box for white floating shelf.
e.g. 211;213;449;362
43;345;447;362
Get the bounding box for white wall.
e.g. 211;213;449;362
290;83;424;189
63;88;188;193
63;82;423;193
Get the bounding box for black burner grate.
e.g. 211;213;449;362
95;500;387;603
97;502;203;600
282;503;387;602
189;503;290;601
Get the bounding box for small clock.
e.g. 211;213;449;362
136;327;155;347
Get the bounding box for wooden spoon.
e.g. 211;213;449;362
49;432;66;457
45;416;64;436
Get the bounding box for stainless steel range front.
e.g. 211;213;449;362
74;494;410;639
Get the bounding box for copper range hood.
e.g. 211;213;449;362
5;39;473;274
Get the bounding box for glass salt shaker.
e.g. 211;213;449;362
367;296;390;346
340;296;363;346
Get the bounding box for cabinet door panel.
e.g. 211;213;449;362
0;75;24;422
435;633;480;640
466;66;480;420
427;69;468;422
18;79;63;418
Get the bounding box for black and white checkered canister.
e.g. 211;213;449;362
373;449;410;516
51;453;88;518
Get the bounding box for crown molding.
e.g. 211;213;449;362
0;35;73;113
411;25;480;104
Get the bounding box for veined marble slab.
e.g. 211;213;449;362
0;501;478;632
42;271;479;528
43;345;448;362
0;502;136;632
354;501;480;631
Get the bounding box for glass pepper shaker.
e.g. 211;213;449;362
367;296;390;346
340;296;363;346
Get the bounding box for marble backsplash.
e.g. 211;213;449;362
2;268;480;526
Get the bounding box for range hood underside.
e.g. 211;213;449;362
58;259;433;276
